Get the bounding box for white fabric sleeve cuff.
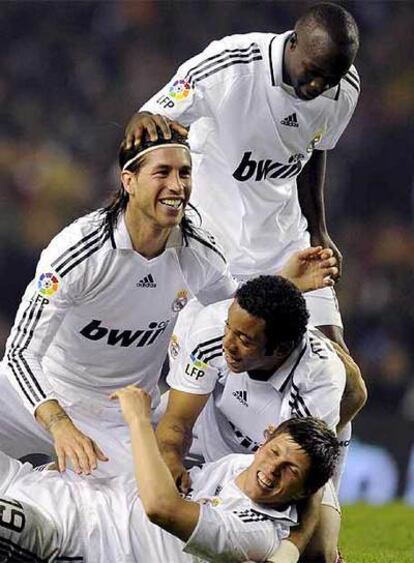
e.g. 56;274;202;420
267;539;300;563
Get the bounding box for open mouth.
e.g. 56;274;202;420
159;198;184;210
257;471;276;490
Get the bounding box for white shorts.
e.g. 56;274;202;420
303;287;343;329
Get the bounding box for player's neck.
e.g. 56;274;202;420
125;208;171;259
248;352;291;381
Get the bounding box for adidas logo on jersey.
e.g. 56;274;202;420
280;113;299;127
136;274;156;288
233;390;248;407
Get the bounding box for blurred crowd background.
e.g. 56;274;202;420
1;1;413;502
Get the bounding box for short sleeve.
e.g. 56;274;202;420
184;504;279;562
167;321;223;396
181;229;238;307
140;36;238;126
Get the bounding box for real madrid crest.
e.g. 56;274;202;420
306;128;326;154
169;334;180;360
172;289;189;313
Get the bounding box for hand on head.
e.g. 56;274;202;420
125;112;188;150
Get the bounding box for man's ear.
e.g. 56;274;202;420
121;171;135;196
274;341;295;358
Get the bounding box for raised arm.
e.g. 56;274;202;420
156;389;209;493
111;386;200;542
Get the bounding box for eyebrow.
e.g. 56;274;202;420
271;446;303;472
225;319;255;343
152;163;192;172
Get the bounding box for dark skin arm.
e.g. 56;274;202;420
265;491;322;562
155;389;210;494
297;149;343;280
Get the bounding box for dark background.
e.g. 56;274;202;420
1;1;413;501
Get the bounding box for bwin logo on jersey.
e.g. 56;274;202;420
233;152;303;181
80;319;170;347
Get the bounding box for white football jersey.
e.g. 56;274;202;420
2;451;297;562
141;31;360;277
1;210;237;416
167;300;346;461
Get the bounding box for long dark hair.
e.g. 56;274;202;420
103;130;201;238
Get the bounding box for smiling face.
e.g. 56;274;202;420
240;432;311;505
284;25;354;101
222;300;268;373
122;146;192;230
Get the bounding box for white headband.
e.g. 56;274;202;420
122;143;191;172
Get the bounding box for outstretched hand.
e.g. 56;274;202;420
280;246;338;293
125;111;188;149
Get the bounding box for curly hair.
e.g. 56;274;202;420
265;417;339;496
235;275;309;353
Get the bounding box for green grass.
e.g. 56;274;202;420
340;503;414;562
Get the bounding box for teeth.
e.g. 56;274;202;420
160;199;183;209
257;471;274;489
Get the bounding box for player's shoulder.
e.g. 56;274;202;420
339;64;360;104
39;209;112;276
187;299;230;358
209;32;276;52
183;223;228;267
185;32;273;88
304;327;346;380
193;299;231;335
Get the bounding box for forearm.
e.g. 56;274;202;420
35;399;71;433
269;491;322;562
297;150;327;236
129;417;182;515
156;414;193;462
287;492;322;553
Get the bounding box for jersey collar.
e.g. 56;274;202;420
266;337;307;392
268;31;340;100
112;213;184;250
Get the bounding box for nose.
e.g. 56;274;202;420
168;171;185;194
223;330;238;355
269;459;283;477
